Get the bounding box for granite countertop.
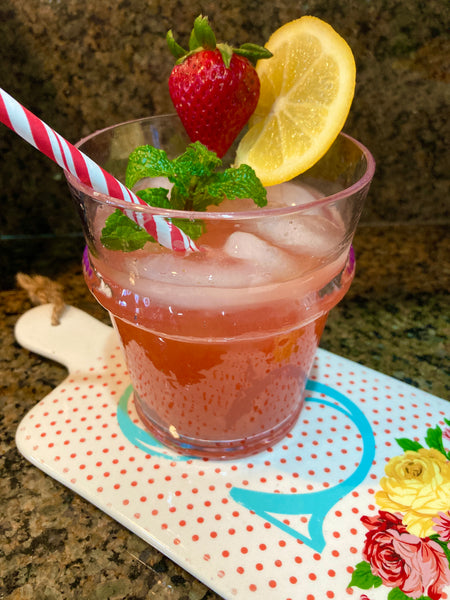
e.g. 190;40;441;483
1;224;448;599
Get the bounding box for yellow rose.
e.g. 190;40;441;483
375;448;450;537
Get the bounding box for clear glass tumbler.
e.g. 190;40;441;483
66;114;375;459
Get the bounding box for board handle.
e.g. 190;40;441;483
14;304;117;373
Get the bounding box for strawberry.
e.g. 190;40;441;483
167;15;272;158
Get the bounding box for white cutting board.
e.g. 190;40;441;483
15;304;450;600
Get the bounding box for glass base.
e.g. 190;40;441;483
134;392;305;460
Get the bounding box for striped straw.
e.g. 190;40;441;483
0;87;198;252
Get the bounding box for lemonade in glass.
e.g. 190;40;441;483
66;113;374;458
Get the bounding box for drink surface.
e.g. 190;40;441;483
90;182;350;329
85;181;354;457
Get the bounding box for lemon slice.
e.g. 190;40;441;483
235;16;356;186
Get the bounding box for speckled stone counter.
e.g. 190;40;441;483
1;0;449;286
1;224;448;599
1;0;449;595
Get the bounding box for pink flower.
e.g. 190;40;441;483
361;511;450;599
433;511;450;543
359;595;373;600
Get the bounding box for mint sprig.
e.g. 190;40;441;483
101;141;267;252
100;209;155;252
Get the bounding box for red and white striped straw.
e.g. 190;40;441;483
0;87;198;252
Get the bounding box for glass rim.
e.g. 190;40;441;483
66;114;376;221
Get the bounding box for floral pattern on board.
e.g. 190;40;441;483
349;418;450;600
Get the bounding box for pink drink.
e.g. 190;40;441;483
67;115;374;459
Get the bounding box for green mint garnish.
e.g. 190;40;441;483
137;187;172;208
125;141;267;210
101;141;267;252
100;209;155;252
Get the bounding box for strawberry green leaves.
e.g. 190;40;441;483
167;15;272;67
190;15;216;51
101;141;267;252
167;15;272;157
234;43;274;64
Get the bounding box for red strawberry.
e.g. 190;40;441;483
167;15;272;158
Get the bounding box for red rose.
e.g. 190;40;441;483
361;511;450;600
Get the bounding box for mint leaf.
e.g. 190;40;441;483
348;561;383;590
170;141;222;203
101;209;153;251
100;209;204;251
395;438;423;452
125;146;173;189
172;217;205;240
127;141;265;212
126;142;267;211
205;164;267;209
173;141;222;178
103;140;268;251
137;187;171;208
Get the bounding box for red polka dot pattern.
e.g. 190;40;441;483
15;312;450;600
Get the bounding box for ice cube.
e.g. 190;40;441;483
133;247;262;288
266;181;321;208
253;211;345;257
223;231;298;281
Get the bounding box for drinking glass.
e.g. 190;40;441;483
66;114;375;459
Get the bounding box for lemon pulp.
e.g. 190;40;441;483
235;16;356;186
